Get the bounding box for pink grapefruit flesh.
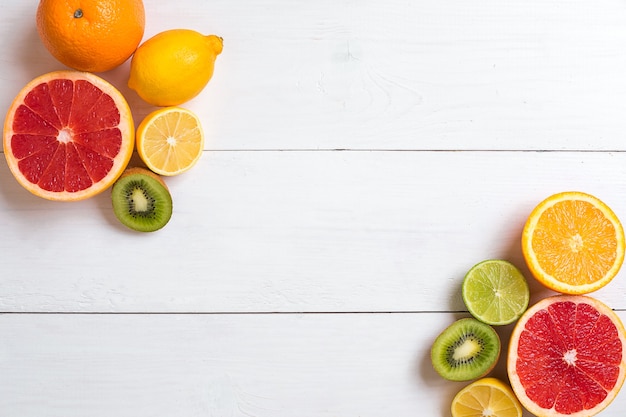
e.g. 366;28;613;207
508;295;626;417
3;70;134;201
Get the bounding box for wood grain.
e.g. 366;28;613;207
1;150;626;313
0;311;583;417
3;1;626;151
2;0;626;416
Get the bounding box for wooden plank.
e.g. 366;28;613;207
0;311;597;417
3;1;626;151
2;1;626;415
2;150;626;313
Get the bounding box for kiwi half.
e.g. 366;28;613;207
430;317;500;381
111;167;173;232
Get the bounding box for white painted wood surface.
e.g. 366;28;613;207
2;0;626;416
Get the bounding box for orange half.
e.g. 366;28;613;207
521;191;625;294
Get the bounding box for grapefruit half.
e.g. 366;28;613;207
3;71;134;201
508;295;626;417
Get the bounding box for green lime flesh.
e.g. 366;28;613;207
462;259;530;326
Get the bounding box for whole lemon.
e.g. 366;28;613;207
128;29;223;106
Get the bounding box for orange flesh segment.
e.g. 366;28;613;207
532;200;618;285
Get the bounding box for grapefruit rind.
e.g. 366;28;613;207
507;295;626;417
521;191;625;295
3;71;135;201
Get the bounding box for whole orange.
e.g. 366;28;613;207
36;0;145;73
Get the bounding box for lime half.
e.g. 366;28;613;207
462;260;530;326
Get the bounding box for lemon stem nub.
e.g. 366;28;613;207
74;9;83;18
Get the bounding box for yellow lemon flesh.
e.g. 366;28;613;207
128;29;223;106
136;107;204;176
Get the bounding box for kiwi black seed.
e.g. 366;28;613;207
430;317;500;381
111;167;173;232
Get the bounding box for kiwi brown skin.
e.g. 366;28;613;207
119;167;169;189
430;317;501;381
111;167;173;232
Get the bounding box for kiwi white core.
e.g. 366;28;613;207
131;188;150;212
453;338;481;362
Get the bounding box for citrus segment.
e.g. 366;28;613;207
508;295;626;417
522;191;625;294
462;260;530;325
3;71;134;201
451;377;522;417
136;107;204;176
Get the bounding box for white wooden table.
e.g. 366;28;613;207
2;1;626;416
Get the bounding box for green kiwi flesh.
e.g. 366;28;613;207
430;317;500;381
111;167;173;232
